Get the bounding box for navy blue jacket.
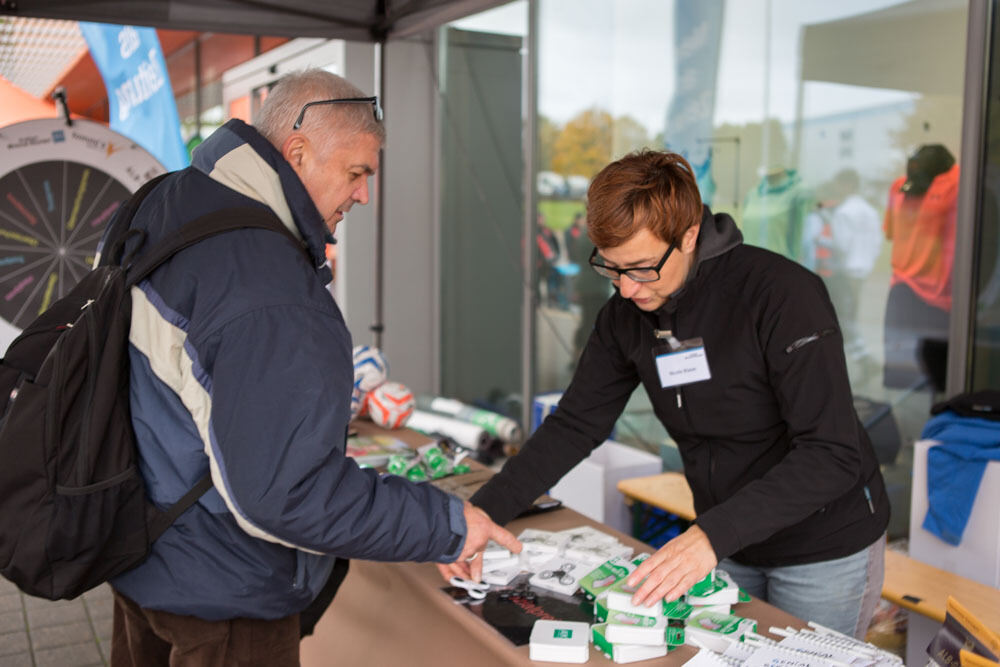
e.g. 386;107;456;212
108;120;466;620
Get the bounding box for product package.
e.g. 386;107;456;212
579;553;649;601
684;610;757;653
592;623;668;664
529;619;591;663
604;609;668;646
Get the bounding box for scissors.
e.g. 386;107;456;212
449;576;490;600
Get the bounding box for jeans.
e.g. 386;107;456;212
720;535;885;639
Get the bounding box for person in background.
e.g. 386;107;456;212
103;68;519;666
826;168;883;368
445;150;889;638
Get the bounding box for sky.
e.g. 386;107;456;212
449;0;934;136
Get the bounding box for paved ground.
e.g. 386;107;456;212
0;577;113;667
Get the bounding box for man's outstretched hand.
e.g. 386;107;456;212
436;502;521;582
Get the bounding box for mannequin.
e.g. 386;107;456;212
882;143;958;390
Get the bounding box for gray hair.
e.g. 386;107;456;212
256;68;385;151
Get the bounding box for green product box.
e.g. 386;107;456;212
579;556;633;601
594;594;608;623
662;598;695;620
665;625;685;647
685;610;757;645
592;623;614;660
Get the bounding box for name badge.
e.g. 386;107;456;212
655;342;711;388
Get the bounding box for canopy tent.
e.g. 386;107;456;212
0;0;509;40
800;0;967;97
1;0;512;349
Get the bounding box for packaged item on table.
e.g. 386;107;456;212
592;623;668;664
684;610;757;653
594;592;609;623
579;553;648;601
481;563;522;586
529;619;591;663
529;558;584;596
605;576;666;618
686;569;740;607
517;528;565;557
555;525;620;546
482;539;514;561
605;609;668;646
565;539;633;567
662;598;695;620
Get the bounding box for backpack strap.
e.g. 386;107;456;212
125;206;313;288
102;172;172;267
148;473;214;542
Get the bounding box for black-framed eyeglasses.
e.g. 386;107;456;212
589;243;676;283
292;96;383;130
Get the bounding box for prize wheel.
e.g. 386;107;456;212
0;117;165;347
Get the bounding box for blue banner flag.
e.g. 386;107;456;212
79;22;188;171
664;0;725;205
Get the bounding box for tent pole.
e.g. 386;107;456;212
373;39;386;348
520;0;538;438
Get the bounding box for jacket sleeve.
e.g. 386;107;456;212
693;266;866;560
200;302;466;563
471;299;639;525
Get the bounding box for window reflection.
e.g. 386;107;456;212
535;0;968;541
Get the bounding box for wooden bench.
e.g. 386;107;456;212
617;472;1000;634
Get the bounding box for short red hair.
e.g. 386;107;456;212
586;150;702;248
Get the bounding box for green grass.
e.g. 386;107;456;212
538;199;585;231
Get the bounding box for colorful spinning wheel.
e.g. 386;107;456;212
0;117;165;348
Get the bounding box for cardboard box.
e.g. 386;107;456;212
549;439;661;534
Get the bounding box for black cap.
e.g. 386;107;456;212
901;144;955;197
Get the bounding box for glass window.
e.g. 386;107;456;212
536;0;969;540
439;7;528;420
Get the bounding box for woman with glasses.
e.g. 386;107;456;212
459;150;889;638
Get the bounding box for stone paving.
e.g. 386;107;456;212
0;577;113;667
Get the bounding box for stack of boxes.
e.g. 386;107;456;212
587;566;756;663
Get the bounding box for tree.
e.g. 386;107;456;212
551;108;614;178
537;114;560;173
612;115;651;157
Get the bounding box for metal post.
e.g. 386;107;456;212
521;0;538;438
948;0;992;395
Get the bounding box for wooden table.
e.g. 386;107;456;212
616;472;1000;635
300;431;804;665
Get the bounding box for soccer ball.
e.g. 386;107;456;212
350;381;367;420
353;345;389;392
366;381;415;429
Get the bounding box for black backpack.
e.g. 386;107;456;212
0;174;309;600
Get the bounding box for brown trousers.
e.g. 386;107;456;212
111;590;300;667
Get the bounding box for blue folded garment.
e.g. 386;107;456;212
921;411;1000;545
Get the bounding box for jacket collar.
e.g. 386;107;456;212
191;119;327;266
656;205;742;315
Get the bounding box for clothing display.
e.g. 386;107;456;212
472;206;889;568
883;144;959;388
741;168;814;262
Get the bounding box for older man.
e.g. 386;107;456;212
106;69;518;666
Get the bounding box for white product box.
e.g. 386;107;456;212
592;623;668;664
549;440;661;535
604;610;667;646
529;557;586;596
605;578;666;618
686;569;740;607
529;620;591;663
